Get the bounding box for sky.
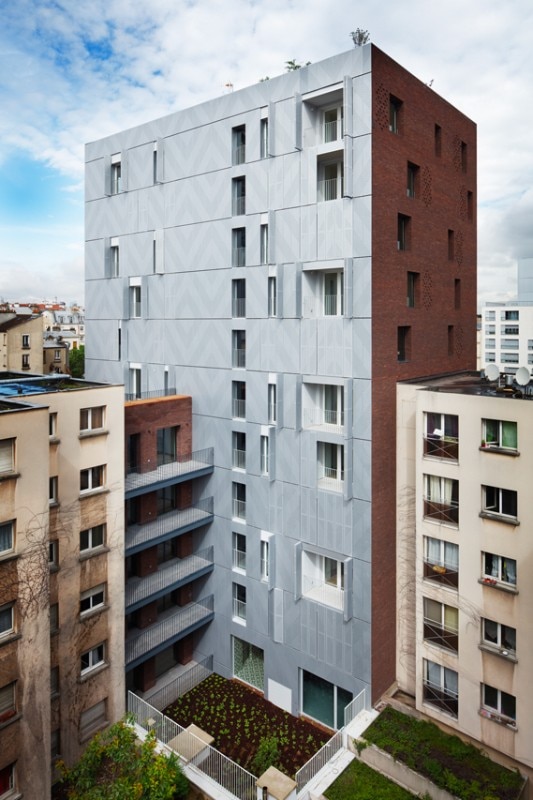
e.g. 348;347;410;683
1;0;532;306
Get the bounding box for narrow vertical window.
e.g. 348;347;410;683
448;229;455;261
407;162;419;198
260;118;269;159
454;279;461;310
232;125;246;165
397;214;410;251
260;435;269;475
461;141;467;173
434;124;442;157
111;158;121;194
407;272;419;308
232;228;246;267
398;326;411;362
260;224;269;264
448;325;455;356
467;191;473;221
268;277;277;317
232;279;246;318
232;177;246;216
268;383;277;423
389;95;402;133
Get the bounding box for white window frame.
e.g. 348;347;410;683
80;642;105;675
80;524;105;553
130;366;141;399
302;550;344;610
232;482;246;521
482;552;517;588
0;521;14;557
323;385;344;427
130;285;141;319
80;465;105;494
49;540;58;568
49;412;58;438
323;271;344;316
232;330;246;368
481;684;516;726
110;242;119;277
80;406;105;432
260;224;269;264
260;539;270;581
111;160;121;194
232;583;246;623
423;536;459;587
0;682;16;722
260;118;269;159
0;763;15;796
268;383;277;424
423;597;458;652
49;476;58;505
318;160;343;202
268;276;277;317
232;532;246;573
260;435;269;475
482;486;517;520
423;659;458;717
0;604;14;639
323;105;343;143
481;618;516;656
317;442;344;490
232;431;246;470
80;584;106;616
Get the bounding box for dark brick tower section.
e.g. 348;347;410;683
370;46;477;702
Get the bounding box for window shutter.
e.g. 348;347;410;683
0;440;13;473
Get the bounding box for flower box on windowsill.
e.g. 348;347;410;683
479;707;517;730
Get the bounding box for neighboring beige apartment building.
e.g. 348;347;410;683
0;374;125;797
0;314;44;373
397;371;533;777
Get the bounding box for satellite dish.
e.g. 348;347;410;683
485;364;500;382
515;366;530;387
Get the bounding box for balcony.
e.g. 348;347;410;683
303;407;344;434
232;247;246;268
232;348;246;369
302;577;344;611
125;447;214;498
232;449;246;470
126;547;214;612
232;597;246;621
232;398;245;419
423;620;458;653
423;560;458;589
232;498;246;520
126;497;214;556
126;595;214;669
324;118;343;142
424;436;458;461
232;297;246;318
317;177;343;202
423;682;458;717
424;499;458;526
232;195;246;216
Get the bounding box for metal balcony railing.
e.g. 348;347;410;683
232;144;245;165
232;398;245;419
303;407;344;432
126;497;214;555
125;447;214;493
424;436;459;460
232;498;246;520
232;547;246;571
232;448;246;470
423;681;458;717
424;498;459;525
126;547;214;610
318;177;343;201
232;348;246;368
232;247;246;267
423;559;458;588
126;595;214;666
324;293;343;316
232;297;246;318
233;598;246;620
423;618;459;653
232;196;246;216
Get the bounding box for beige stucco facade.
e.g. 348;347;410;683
397;372;533;774
0;375;125;795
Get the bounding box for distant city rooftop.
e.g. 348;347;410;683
0;373;111;398
406;370;533;401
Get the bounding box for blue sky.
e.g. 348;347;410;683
1;0;533;304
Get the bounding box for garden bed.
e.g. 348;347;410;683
164;673;329;777
325;759;415;800
360;706;524;800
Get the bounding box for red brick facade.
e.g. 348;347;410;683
370;46;477;701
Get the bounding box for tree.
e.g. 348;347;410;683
285;59;311;71
350;28;370;46
69;345;85;378
57;718;188;799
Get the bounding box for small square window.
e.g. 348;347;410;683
0;763;15;796
80;642;105;675
49;540;58;569
80;407;104;432
80;524;105;552
0;682;16;724
80;584;105;616
0;522;14;556
49;476;58;504
0;604;14;639
0;439;15;474
80;465;105;494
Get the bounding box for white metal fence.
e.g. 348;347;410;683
295;729;343;794
144;655;213;712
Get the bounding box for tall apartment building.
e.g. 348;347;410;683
0;314;44;373
0;374;124;796
397;372;533;774
85;44;476;727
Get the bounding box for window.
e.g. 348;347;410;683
80;465;105;494
80;406;104;432
80;699;107;740
51;729;61;761
232;482;246;520
504;310;519;321
467;190;473;220
111;159;121;194
80;643;105;675
454;279;461;310
232;330;246;368
423;598;458;652
21;353;30;369
460;140;467;172
50;603;59;633
318;161;343;201
423;660;458;717
0;683;16;724
232;431;246;470
232;583;246;622
260;539;270;581
302;551;345;610
260;118;269;159
110;242;119;277
130;367;141;399
268;277;277;317
260;224;269;265
232;228;246;267
50;666;59;697
481;618;516;656
302;670;352;730
232;532;246;571
49;540;58;568
0;763;14;796
54;349;62;362
49;476;58;504
481;684;516;726
232;176;246;216
268;383;277;423
260;435;269;475
80;584;105;616
0;605;14;639
233;637;264;690
323;106;343;142
49;412;58;438
448;325;454;356
232;279;246;318
397;214;410;250
482;419;517;450
389;95;402;133
397;326;411;362
481;486;517;521
407;271;419;308
21;333;30;348
424;412;458;460
424;475;459;524
0;439;14;474
130;285;141;318
434;124;442;156
324;272;344;316
482;553;516;588
0;522;13;556
318;443;344;490
232;381;246;419
156;426;177;465
424;537;459;588
232;125;245;165
448;229;455;260
407;162;419;197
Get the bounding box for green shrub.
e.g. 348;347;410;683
250;736;281;776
